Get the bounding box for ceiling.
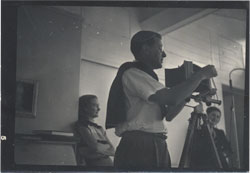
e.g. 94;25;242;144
56;6;247;49
133;8;247;36
133;7;247;63
136;8;247;22
213;9;246;22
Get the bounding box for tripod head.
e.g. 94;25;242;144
189;88;221;106
186;102;206;126
192;102;204;114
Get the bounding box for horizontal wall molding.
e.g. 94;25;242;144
81;58;119;69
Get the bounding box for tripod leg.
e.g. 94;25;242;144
179;112;199;168
201;114;223;169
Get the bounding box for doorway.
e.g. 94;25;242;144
222;84;245;169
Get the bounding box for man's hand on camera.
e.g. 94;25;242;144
199;65;217;80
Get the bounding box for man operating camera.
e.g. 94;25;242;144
106;30;218;170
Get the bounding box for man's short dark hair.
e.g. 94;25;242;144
130;31;162;59
206;106;221;115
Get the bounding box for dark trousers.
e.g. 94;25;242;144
114;131;171;170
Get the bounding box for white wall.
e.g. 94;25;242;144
80;61;119;146
78;7;246;167
15;6;82;133
79;6;138;154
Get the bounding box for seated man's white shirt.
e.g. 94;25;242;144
115;68;167;136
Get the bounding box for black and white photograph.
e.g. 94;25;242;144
1;1;249;172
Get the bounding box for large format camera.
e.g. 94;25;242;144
165;61;221;106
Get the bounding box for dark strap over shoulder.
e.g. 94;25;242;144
105;61;158;129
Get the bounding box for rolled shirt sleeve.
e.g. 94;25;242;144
122;68;165;102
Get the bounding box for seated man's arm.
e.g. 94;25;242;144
78;126;112;158
99;128;115;156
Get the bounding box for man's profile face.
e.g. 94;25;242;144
79;98;100;120
85;98;100;119
143;37;166;69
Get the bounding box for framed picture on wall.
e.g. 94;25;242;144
15;79;39;118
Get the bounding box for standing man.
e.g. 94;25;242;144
106;31;217;170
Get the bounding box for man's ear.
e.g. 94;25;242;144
142;44;149;54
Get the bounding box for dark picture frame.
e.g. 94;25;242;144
15;79;39;118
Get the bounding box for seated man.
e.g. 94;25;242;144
74;95;115;166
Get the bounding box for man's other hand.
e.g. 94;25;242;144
199;65;218;79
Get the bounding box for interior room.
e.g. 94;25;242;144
2;1;248;171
